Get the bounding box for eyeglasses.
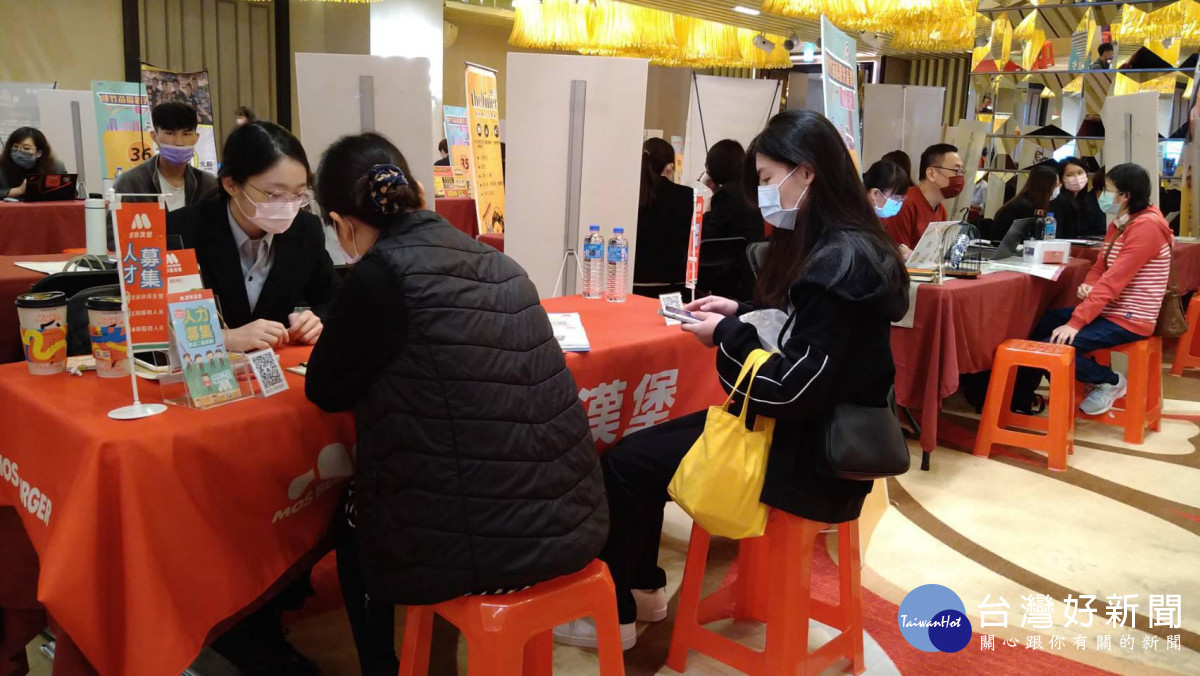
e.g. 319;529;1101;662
933;166;966;177
246;182;314;207
11;144;37;154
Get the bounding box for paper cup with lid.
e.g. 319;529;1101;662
15;292;68;375
87;296;129;378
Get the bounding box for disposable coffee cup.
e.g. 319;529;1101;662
86;296;129;378
14;292;68;376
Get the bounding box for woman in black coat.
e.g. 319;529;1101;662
555;110;909;652
1050;156;1106;238
166;121;337;353
305;133;607;675
989;164;1059;241
701;139;764;242
634;137;694;287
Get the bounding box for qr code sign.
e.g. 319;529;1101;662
246;349;289;397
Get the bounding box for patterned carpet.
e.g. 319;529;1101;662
279;365;1200;675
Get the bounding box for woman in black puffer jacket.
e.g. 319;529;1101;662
305;132;607;676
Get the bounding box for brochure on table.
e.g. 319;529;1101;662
167;290;240;408
549;313;590;352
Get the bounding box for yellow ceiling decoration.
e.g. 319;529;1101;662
509;0;588;51
737;29;796;69
761;0;824;21
582;0;678;57
890;13;978;52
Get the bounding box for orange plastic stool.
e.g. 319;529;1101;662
973;339;1076;471
667;512;865;676
397;559;625;676
1170;297;1200;376
1076;337;1162;444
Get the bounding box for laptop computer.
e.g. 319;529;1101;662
991;217;1037;260
24;174;79;202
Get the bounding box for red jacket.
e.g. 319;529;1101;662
1070;206;1172;336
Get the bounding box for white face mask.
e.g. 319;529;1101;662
757;167;807;230
234;190;300;235
1050;187;1061;201
1064;174;1087;193
340;219;362;264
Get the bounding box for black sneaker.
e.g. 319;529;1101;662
211;611;319;676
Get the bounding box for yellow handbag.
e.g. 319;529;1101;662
668;348;774;540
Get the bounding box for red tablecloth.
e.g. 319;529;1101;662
0;296;721;675
891;259;1092;458
435;197;478;239
0;202;85;256
0;255;72;365
1072;241;1200;294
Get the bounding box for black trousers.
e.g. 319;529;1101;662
599;410;705;624
1012;307;1142;409
337;518;402;676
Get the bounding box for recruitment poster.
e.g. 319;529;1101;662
443;105;473;197
465;63;505;234
114;202;169;351
92;81;151;180
820;17;861;165
141;64;218;174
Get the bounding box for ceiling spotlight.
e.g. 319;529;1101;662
783;32;800;51
753;35;777;53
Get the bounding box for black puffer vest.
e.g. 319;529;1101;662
354;211;607;605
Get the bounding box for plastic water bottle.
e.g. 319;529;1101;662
582;224;605;299
606;227;629;303
1044;212;1057;240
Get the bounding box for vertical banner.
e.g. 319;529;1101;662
92;81;151;180
820;16;861;167
465;64;506;234
141;65;218;174
443;105;474;198
671;135;685;184
686;192;703;290
114;202;169;351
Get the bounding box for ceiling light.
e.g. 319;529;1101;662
732;5;761;16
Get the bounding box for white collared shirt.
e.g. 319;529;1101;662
227;206;275;313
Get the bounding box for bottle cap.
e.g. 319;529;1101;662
1047;212;1055;218
614;227;625;234
589;224;600;231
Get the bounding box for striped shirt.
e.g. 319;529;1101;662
1070;206;1172;336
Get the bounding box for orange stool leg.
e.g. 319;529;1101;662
974;357;1016;459
763;516;817;674
588;585;628;676
1046;355;1075;471
522;630;554;676
1171;298;1200;376
398;606;434;676
1123;341;1150;444
1149;339;1163;432
666;523;710;672
837;522;866;675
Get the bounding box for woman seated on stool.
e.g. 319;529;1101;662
989;163;1059;242
1051;156;1106;239
304;133;607;676
167;121;337;353
0;127;65;199
1012;163;1172;416
554;110;909;652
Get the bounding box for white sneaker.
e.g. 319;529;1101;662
633;587;668;622
552;617;637;651
1080;373;1127;416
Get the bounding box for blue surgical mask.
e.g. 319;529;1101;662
1098;190;1121;215
10;149;36;170
875;195;903;219
758;167;806;230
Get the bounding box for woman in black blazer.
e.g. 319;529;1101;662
989;163;1059;241
167;121;337;354
634;137;695;287
1050;156;1106;239
701;139;764;242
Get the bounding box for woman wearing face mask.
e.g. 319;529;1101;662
0;127;65;199
167;121;337;354
1050;157;1106;239
862;159;913;258
1012;163;1172;416
988;163;1060;242
556;110;909;652
304;133;607;675
634;137;694;291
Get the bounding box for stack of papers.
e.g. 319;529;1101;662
549;313;591;352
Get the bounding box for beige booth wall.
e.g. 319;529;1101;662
0;0;125;89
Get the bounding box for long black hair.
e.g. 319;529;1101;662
316;132;422;229
742;110;908;309
219;121;310;196
705;139;745;187
639;137;675;208
1107;163;1152;215
1007;164;1059;213
1;127;59;185
862;159;912;197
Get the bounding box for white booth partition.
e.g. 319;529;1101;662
680;75;781;194
862;84;946;178
37;89;102;194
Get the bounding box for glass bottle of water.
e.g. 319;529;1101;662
606;227;628;303
582;224;605;299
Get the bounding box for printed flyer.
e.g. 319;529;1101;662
167;290;239;408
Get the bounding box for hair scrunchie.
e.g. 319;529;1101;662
368;163;408;215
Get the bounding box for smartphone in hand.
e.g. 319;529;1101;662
658;307;702;324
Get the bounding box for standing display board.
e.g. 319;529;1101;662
36;89;103;190
861;84;946;175
465;64;506;234
92;81;151;180
680;75;781;200
1103;92;1160;206
443;104;473;198
821;16;861;163
141;65;218;175
506;53;649;298
295;53;434;212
